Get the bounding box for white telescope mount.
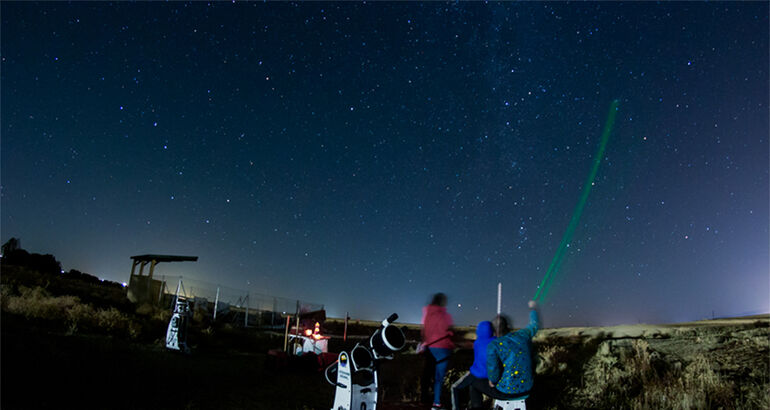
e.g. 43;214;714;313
165;279;191;354
326;313;406;410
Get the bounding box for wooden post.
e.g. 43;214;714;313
157;275;165;303
294;300;301;348
496;282;502;336
148;260;157;279
283;315;291;351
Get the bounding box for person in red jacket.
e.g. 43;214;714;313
421;292;455;410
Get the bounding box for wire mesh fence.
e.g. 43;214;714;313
156;275;324;328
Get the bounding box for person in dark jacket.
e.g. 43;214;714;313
450;320;495;410
465;301;539;405
486;301;539;396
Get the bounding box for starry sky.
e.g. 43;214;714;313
2;2;768;327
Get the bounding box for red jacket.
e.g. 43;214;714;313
421;304;454;349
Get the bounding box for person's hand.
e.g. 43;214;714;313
528;300;537;309
489;380;495;388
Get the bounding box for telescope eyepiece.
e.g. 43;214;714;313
381;313;399;327
370;314;405;358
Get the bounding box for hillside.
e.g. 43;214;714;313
1;263;767;409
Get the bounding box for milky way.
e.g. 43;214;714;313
2;3;767;326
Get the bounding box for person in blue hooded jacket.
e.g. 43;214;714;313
450;320;495;410
484;300;539;400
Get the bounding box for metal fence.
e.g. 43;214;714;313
156;275;324;327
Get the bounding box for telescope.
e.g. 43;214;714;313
325;313;406;410
165;297;191;353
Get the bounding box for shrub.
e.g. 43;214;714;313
5;286;80;321
127;320;142;339
66;302;96;334
536;343;571;375
0;284;11;310
96;307;130;333
152;308;172;323
3;285;142;340
135;303;155;316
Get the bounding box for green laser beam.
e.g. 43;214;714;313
534;100;619;301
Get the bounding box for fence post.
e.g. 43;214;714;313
158;274;166;304
497;282;502;336
272;297;277;326
295;313;301;345
294;300;301;341
244;292;250;327
283;315;291;351
344;312;349;342
213;286;220;320
173;278;182;309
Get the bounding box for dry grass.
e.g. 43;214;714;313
6;286;81;320
3;285;141;339
577;341;735;409
631;353;735;409
532;324;769;410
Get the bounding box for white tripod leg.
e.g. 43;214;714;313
331;352;352;410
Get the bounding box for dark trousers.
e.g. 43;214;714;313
429;348;452;405
451;372;485;410
421;351;437;404
470;379;530;402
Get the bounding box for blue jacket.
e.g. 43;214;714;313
470;321;495;378
486;309;539;395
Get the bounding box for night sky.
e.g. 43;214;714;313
2;2;768;327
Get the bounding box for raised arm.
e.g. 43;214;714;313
523;300;540;339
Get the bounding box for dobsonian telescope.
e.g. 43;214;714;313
325;313;406;410
166;297;191;353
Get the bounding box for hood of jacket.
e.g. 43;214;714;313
476;320;494;339
470;320;495;378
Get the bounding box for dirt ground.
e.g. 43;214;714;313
3;312;767;409
1;265;767;409
1;308;447;410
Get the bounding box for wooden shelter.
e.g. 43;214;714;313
126;254;198;304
